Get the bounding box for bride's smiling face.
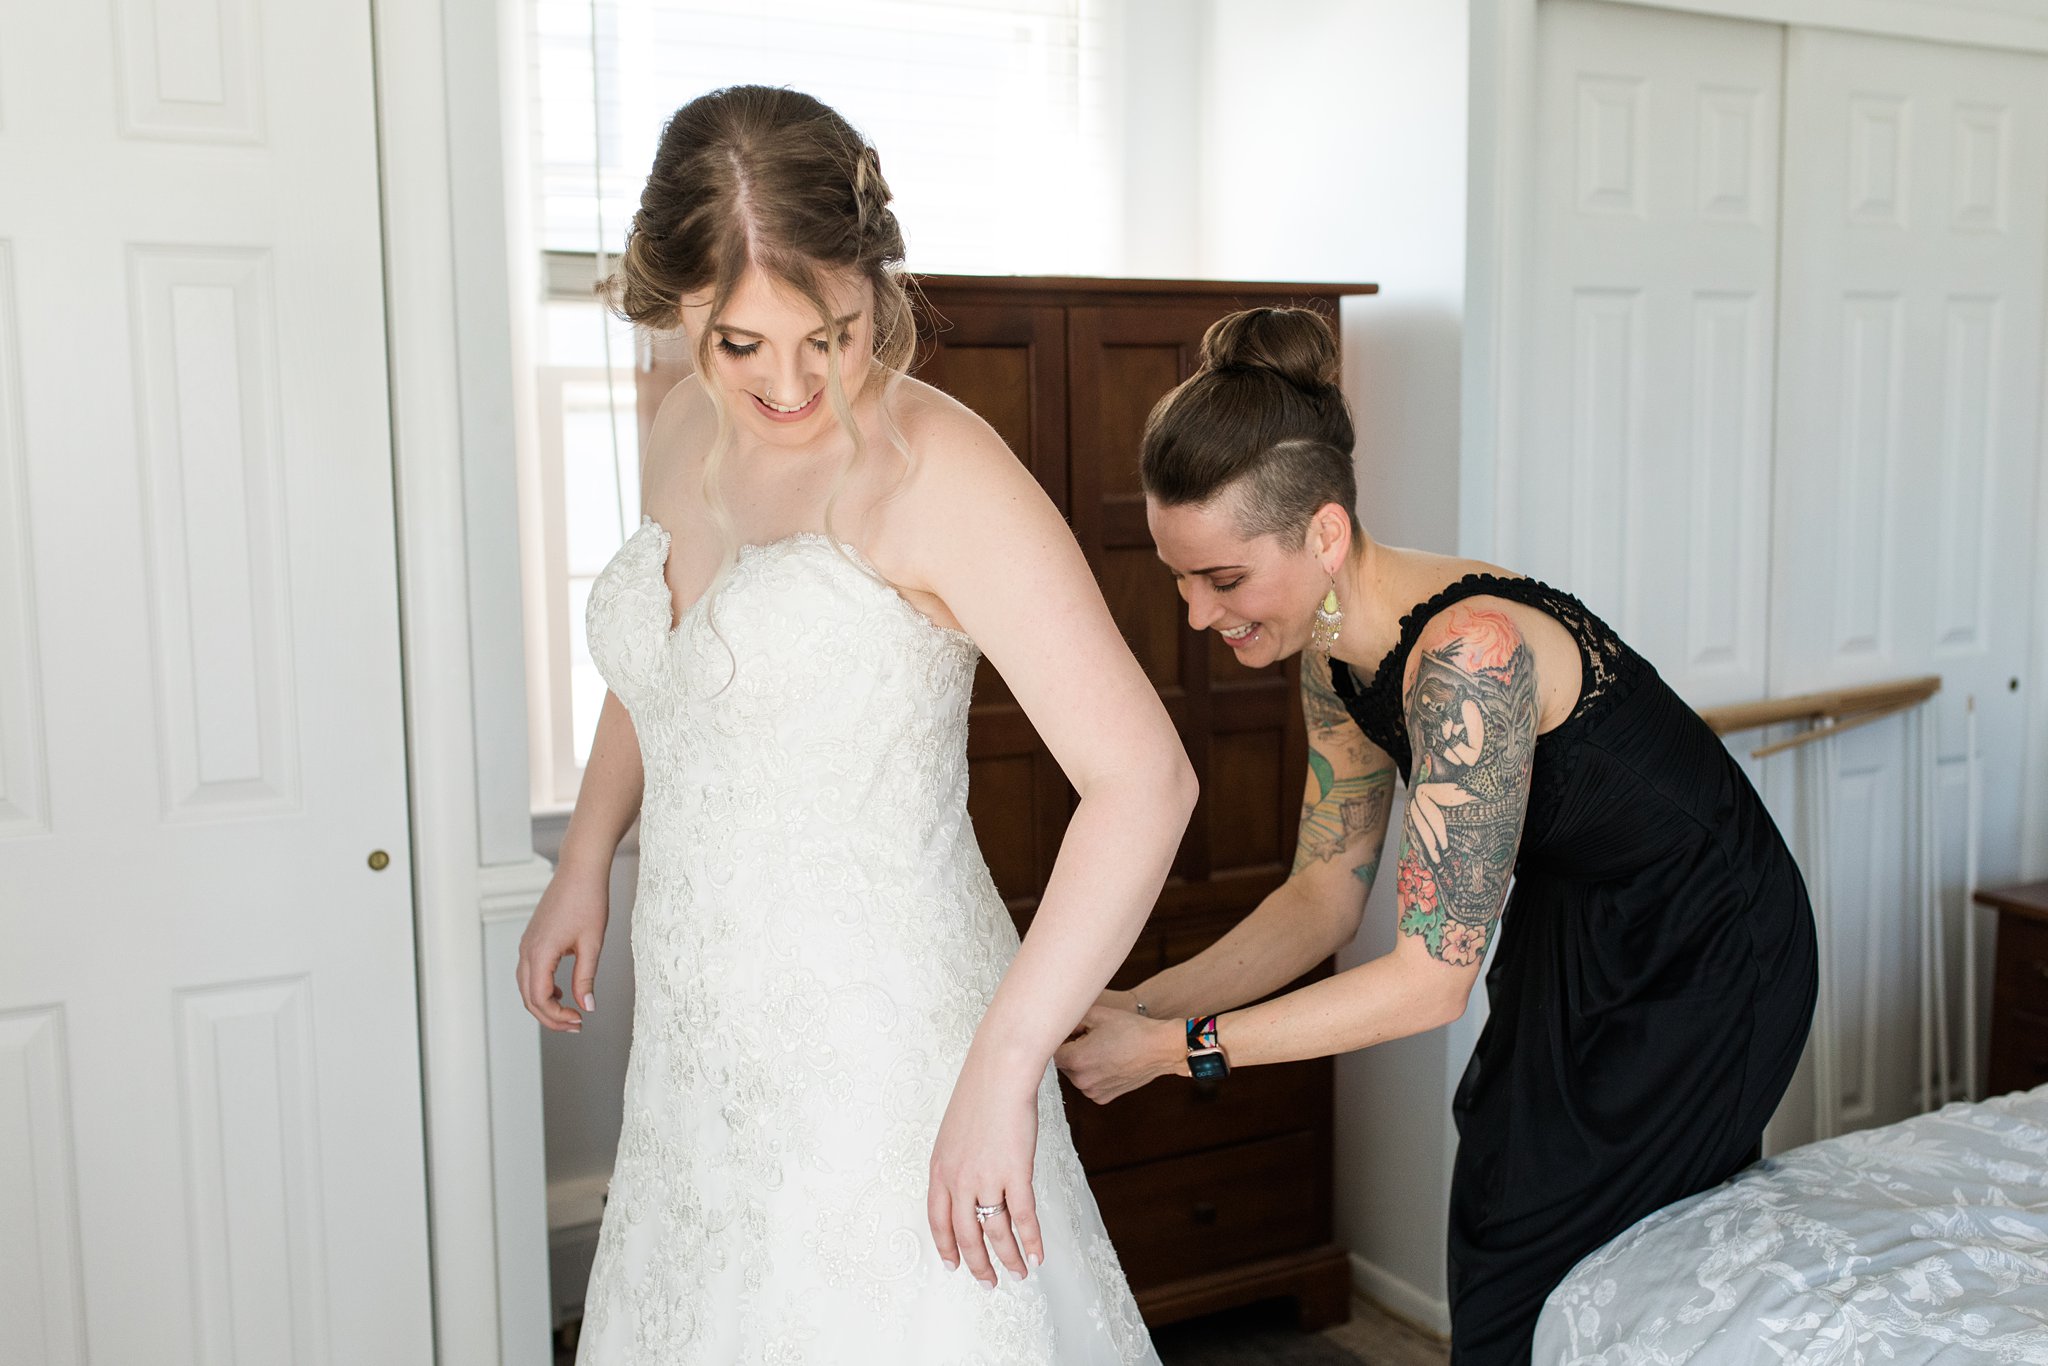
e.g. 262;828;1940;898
679;265;875;447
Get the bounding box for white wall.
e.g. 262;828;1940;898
1195;0;1473;1332
378;0;556;1359
1112;0;1206;277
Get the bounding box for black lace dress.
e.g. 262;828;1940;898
1331;573;1817;1366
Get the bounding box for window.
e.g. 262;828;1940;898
531;0;1117;272
522;0;1122;810
529;301;641;812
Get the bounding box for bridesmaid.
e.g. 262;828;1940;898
1056;306;1817;1364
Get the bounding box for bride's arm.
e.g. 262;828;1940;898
517;691;644;1032
900;396;1196;1285
555;692;646;892
518;381;703;1035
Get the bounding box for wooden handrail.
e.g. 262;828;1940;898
1747;695;1925;760
1698;675;1942;738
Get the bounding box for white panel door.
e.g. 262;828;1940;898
1520;0;1783;708
1774;28;2048;1128
0;1;434;1363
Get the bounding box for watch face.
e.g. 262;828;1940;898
1187;1049;1228;1082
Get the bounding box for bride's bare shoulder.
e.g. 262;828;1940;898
867;374;1072;596
884;375;1035;503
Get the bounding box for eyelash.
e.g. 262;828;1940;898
1214;579;1244;592
715;331;853;359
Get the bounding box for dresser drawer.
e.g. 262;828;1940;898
1989;996;2048;1096
1087;1131;1324;1290
1060;1057;1327;1171
1993;913;2048;1027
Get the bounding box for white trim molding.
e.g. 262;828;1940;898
372;0;552;1361
2027;322;2048;880
1588;0;2048;53
373;0;502;1352
482;857;559;1361
1349;1251;1453;1340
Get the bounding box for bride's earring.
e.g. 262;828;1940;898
1310;581;1343;656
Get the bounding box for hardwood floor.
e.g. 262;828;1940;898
1322;1297;1452;1366
1152;1296;1450;1366
551;1297;1451;1365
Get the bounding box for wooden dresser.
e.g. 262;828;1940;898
635;273;1379;1329
1977;880;2048;1096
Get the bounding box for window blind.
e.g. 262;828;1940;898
531;0;1118;275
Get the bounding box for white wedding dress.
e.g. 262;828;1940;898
576;519;1160;1366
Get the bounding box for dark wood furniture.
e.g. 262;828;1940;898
635;272;1379;1330
1976;880;2048;1096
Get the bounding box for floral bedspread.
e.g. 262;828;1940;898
1534;1086;2048;1364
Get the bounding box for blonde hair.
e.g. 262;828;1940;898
603;85;917;658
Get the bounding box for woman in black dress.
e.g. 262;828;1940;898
1053;307;1817;1364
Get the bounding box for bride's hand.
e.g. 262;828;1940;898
928;1067;1042;1287
517;861;610;1032
1055;1005;1181;1103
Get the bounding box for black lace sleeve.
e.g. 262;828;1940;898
1326;573;1649;793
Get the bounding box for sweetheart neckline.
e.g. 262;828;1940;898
633;517;977;649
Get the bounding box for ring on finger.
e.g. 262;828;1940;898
973;1200;1006;1223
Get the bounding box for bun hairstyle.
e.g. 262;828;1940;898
1139;307;1358;542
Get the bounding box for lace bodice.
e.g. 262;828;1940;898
586;522;985;911
574;520;1155;1366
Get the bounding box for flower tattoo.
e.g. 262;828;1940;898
1394;606;1538;967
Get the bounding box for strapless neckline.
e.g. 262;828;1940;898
634;516;975;648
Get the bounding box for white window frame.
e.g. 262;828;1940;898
524;254;641;812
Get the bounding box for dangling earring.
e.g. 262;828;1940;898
1310;580;1343;656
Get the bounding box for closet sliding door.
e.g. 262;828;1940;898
1517;0;2048;1144
1516;0;1782;709
1770;27;2048;1134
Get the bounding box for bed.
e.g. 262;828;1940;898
1533;1085;2048;1364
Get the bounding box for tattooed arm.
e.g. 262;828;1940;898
1293;649;1398;894
1059;603;1538;1099
1391;604;1538;971
1069;654;1395;1022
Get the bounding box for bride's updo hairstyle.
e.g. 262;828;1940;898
1139;307;1359;541
603;86;915;572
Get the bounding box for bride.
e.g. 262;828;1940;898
515;86;1191;1364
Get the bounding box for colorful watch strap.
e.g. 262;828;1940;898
1187;1014;1219;1051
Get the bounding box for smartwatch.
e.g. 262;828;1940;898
1185;1014;1229;1081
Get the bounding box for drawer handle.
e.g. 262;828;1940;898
1192;1202;1218;1227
